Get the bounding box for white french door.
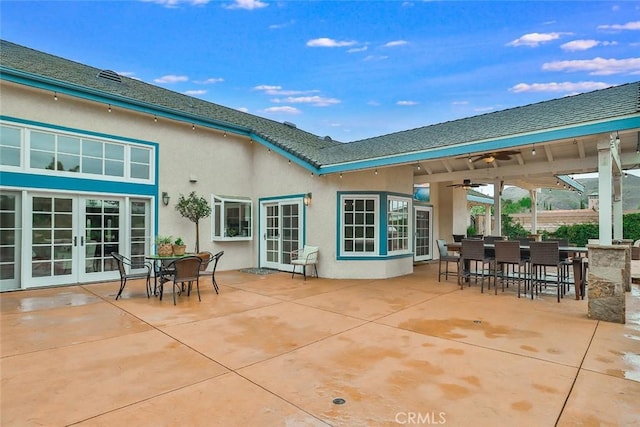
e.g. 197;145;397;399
21;192;151;289
414;206;433;262
260;199;304;271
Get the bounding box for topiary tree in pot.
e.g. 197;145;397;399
175;191;211;253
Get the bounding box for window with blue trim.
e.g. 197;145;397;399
0;123;153;182
387;196;410;254
340;194;378;256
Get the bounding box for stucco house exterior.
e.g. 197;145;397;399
1;40;639;291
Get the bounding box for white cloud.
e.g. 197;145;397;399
270;96;340;107
452;101;469;105
306;38;357;48
597;21;640;31
154;75;189;83
236;107;249;113
507;32;569;47
144;0;210;7
542;57;640;75
184;89;207;95
382;40;408;48
397;100;418;106
194;77;224;84
254;84;281;92
269;20;295;29
254;85;320;96
368;100;381;106
222;0;268;10
263;106;301;114
348;45;368;53
560;39;600;51
509;81;613;93
363;55;389;61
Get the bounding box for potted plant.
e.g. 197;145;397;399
175;191;212;253
155;235;173;257
172;237;186;256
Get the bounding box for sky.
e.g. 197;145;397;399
1;0;639;144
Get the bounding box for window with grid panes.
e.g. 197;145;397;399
341;195;377;255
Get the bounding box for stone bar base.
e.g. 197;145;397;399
587;245;628;324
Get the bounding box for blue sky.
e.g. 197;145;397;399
1;0;639;142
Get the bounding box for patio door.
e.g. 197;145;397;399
414;206;433;261
260;198;304;270
23;193;150;289
0;191;22;291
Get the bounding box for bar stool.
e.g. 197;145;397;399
493;240;528;296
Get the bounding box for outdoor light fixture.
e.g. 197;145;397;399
162;192;170;206
468;154;472;163
532;145;536;156
53;92;58;101
303;192;312;206
482;155;495;164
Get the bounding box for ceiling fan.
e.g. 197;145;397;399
448;179;483;189
465;149;520;164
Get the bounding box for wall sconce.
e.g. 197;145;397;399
162;192;170;206
303;192;312;206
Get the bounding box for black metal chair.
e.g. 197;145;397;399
436;239;459;282
159;256;203;305
459;239;493;292
111;252;152;300
196;250;224;294
529;241;572;303
493;240;528;296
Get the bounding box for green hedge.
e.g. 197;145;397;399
550;212;640;246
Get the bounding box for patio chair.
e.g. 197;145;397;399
437;239;459;282
459;239;493;292
159;256;202;305
291;245;319;280
493;240;528;296
197;251;224;294
111;252;152;300
529;241;572;303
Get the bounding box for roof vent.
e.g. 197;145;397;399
323;136;333;141
283;121;297;128
96;69;122;83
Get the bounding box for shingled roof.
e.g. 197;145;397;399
2;40;639;170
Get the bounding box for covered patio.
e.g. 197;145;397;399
2;263;639;426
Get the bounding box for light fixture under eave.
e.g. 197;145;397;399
53;92;58;101
532;145;536;156
107;104;112;113
161;192;170;206
482;155;495;164
303;193;312;206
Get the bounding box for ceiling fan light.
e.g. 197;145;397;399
483;155;495;163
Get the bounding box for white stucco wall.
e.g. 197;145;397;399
2;82;419;279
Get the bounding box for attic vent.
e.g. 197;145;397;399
96;69;122;83
283;121;297;128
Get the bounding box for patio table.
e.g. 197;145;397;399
446;242;588;299
145;254;193;296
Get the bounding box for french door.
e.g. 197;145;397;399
3;192;151;289
260;198;304;271
414;206;433;262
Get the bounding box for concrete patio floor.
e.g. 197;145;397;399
1;262;639;426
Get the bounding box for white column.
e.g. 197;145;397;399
529;189;538;234
597;140;613;245
452;187;468;236
485;207;492;236
613;174;623;240
492;180;503;236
